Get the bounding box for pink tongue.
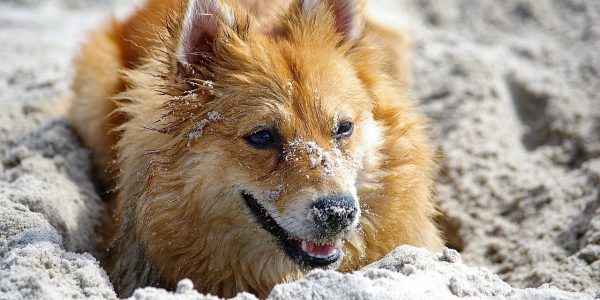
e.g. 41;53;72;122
305;240;336;256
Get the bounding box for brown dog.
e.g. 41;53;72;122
70;0;443;297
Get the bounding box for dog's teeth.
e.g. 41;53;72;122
301;240;339;258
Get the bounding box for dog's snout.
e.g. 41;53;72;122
311;194;358;234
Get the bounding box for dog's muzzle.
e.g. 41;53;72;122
242;191;359;268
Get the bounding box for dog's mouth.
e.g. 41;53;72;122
242;192;341;268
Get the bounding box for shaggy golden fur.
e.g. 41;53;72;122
70;0;443;297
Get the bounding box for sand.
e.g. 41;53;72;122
0;0;598;299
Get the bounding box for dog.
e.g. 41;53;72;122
70;0;444;297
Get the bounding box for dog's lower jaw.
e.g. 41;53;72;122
242;192;346;268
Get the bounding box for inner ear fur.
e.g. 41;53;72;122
175;0;237;78
300;0;364;42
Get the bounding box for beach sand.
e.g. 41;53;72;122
1;0;598;298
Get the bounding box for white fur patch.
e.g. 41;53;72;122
302;0;321;16
354;118;384;190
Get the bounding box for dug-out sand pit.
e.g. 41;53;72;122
1;0;599;299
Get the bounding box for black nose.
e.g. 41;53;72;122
311;194;358;234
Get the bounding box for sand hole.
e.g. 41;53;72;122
505;77;553;151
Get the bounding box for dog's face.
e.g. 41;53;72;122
169;0;379;269
218;56;376;268
226;76;372;268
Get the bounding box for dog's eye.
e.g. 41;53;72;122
335;122;353;138
245;129;279;149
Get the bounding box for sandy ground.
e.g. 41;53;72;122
0;0;598;299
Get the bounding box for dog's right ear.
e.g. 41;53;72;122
300;0;363;43
175;0;236;78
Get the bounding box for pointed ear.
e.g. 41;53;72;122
176;0;235;76
302;0;363;42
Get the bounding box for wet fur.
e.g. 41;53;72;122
70;0;443;297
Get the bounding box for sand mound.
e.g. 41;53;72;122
130;247;588;299
0;0;598;299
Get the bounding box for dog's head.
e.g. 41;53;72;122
153;0;381;270
136;0;398;283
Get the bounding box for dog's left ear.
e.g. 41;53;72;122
175;0;237;78
301;0;363;43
